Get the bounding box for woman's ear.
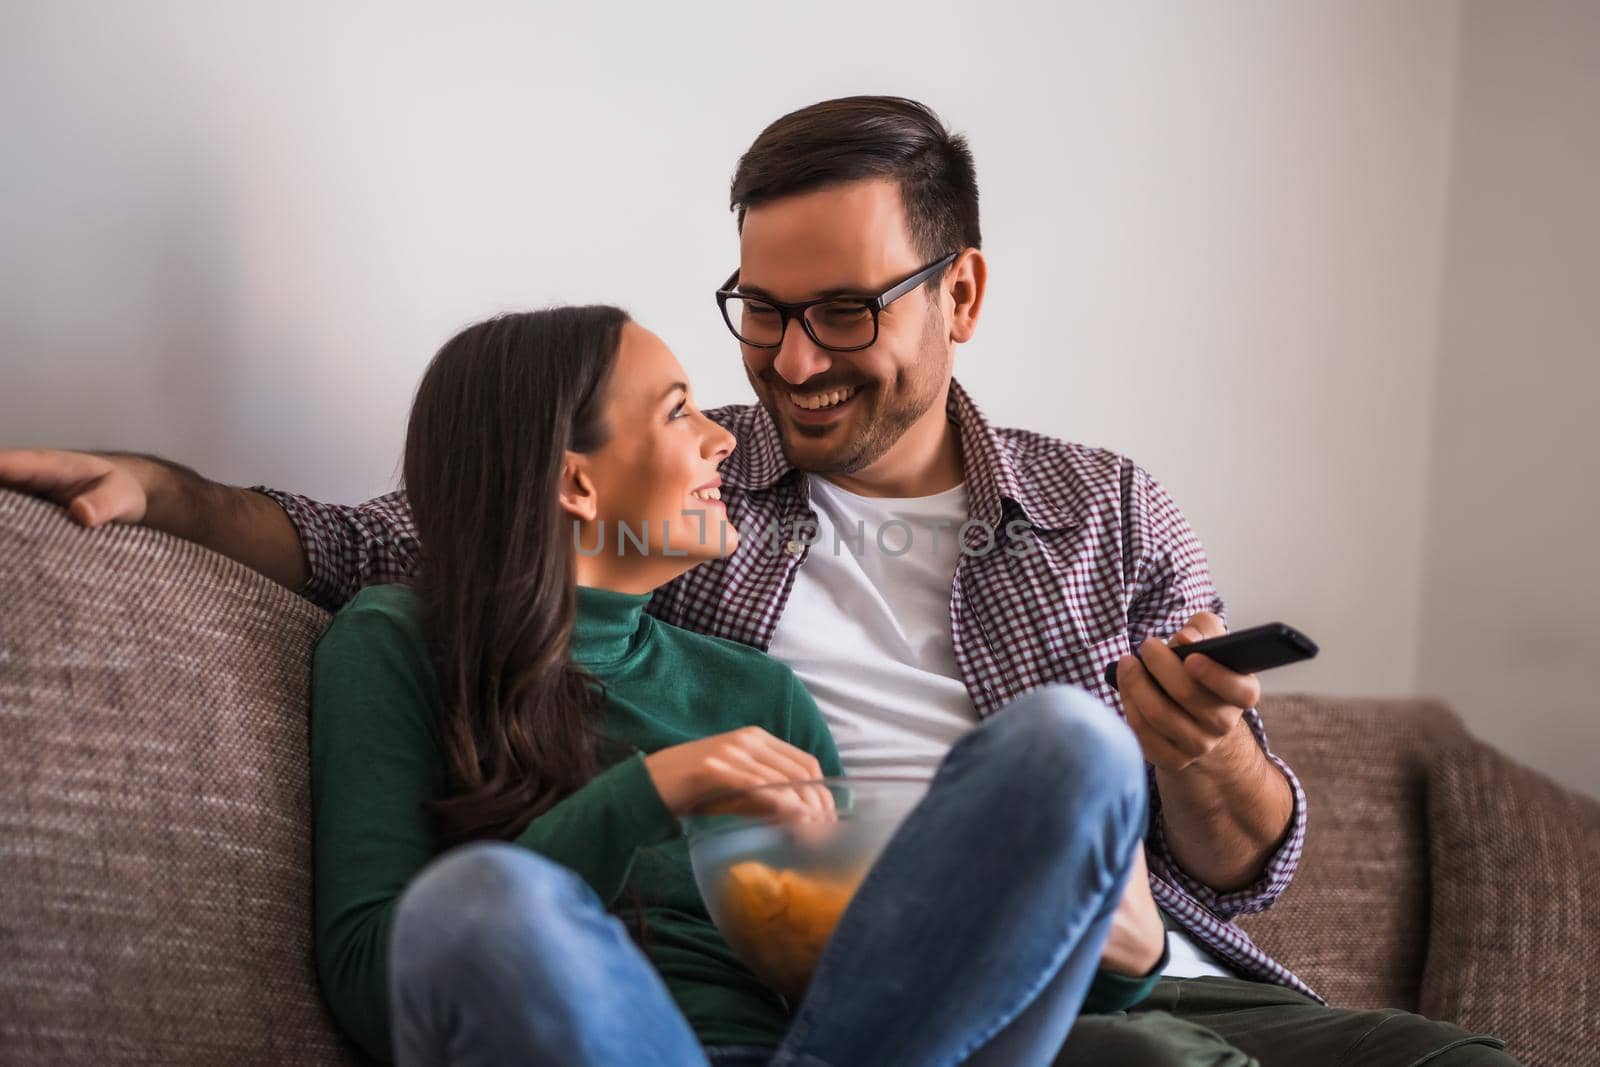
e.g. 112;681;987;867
558;453;600;523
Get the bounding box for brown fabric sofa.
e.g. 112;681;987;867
2;488;1596;1066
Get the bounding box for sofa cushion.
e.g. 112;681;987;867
0;490;358;1065
1421;737;1600;1067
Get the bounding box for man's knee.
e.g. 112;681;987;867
1356;1012;1518;1066
1224;1006;1520;1067
1424;1043;1522;1066
1057;1012;1257;1067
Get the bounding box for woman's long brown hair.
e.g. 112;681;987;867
403;307;630;848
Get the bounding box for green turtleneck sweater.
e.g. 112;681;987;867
310;582;843;1062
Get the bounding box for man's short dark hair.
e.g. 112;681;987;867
729;96;982;272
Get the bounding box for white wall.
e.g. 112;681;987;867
2;3;1591;792
1415;0;1600;797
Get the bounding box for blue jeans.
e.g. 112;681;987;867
388;684;1149;1067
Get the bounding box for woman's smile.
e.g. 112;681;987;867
688;476;725;510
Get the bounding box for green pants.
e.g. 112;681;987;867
1056;976;1516;1067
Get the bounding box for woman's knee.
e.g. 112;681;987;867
391;841;594;974
973;684;1146;793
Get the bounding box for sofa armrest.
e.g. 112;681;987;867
1421;738;1600;1067
1236;693;1469;1011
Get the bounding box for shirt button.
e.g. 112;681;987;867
784;540;804;557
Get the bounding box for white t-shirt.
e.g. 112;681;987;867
766;473;1233;981
767;475;978;781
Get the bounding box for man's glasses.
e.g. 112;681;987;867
716;252;959;353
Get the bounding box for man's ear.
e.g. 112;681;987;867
947;248;987;344
558;453;599;523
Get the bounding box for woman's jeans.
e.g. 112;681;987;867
388;683;1149;1067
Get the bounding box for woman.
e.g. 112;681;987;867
310;306;1162;1067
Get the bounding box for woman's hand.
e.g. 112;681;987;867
1099;846;1167;977
643;726;837;824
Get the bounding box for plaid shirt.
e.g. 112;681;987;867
257;377;1317;1002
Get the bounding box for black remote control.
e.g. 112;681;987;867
1102;622;1318;691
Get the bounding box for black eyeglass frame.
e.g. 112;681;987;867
715;251;960;352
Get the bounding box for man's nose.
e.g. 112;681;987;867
771;319;833;385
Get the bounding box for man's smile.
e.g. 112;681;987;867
782;384;864;427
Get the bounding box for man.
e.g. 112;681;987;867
0;96;1513;1065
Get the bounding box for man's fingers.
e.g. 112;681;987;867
61;472;144;527
1141;637;1242;736
1118;657;1207;767
0;450;148;527
0;448;106;490
1185;611;1228;640
1166;612;1226;648
1120;659;1196;767
1139;637;1206;709
1166;624;1204;649
67;496;100;526
1182;653;1261;711
1114;614;1250;772
1121;690;1192;772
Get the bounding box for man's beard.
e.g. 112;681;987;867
753;306;949;477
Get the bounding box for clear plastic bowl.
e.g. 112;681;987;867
680;776;929;1002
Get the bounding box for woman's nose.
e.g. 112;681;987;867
705;420;735;461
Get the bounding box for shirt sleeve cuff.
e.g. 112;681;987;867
249;485;338;610
605;750;684;847
1081;940;1171;1014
